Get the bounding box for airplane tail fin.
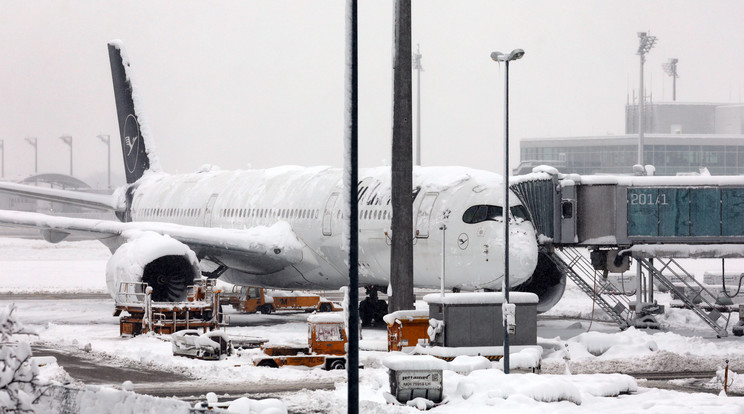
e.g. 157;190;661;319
108;40;160;184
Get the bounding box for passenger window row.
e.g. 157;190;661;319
220;208;320;220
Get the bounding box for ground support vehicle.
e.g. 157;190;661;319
221;286;341;314
172;330;232;360
384;309;430;352
114;279;222;337
253;313;347;370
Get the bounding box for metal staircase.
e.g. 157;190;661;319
637;258;729;338
549;247;631;330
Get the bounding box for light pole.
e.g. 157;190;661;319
662;58;679;102
413;44;423;166
97;134;111;188
0;139;4;178
490;48;524;375
59;135;73;176
636;32;657;165
25;137;37;174
439;224;446;298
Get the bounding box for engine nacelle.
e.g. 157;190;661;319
512;251;567;313
106;231;200;302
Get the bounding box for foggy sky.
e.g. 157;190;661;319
1;1;743;188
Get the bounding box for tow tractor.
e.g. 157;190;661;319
221;286;341;314
253;312;348;370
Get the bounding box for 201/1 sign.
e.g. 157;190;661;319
629;192;668;206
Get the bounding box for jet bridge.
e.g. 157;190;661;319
511;169;744;337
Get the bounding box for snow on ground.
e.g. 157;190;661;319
2;238;744;412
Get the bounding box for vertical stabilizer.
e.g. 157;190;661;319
108;40;160;184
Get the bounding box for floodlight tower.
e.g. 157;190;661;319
662;58;679;101
413;44;424;166
59;135;73;176
25;137;38;174
636;32;657;165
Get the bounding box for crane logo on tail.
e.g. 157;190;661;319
123;114;140;174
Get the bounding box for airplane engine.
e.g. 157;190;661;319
512;251;566;313
105;231;200;302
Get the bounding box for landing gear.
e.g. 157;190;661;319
359;286;387;327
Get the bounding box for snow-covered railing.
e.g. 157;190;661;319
115;281;148;306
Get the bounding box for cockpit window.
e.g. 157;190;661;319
462;204;530;224
510;205;531;221
462;204;503;224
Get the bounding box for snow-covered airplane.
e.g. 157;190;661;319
0;41;565;322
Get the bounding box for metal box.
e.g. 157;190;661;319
388;369;443;403
424;292;538;348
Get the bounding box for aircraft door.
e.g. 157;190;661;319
415;192;439;238
322;192;339;236
203;193;219;227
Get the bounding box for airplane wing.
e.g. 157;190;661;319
0;181;123;212
0;210;303;275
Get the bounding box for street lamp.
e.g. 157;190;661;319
97;134;111;189
490;48;524;375
662;58;679;102
0;139;4;178
59;135;73;177
636;32;657;165
24;137;37;174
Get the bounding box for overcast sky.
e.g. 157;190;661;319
1;1;743;188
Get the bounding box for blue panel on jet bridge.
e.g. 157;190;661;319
658;188;690;237
722;189;744;236
690;188;721;236
627;188;659;236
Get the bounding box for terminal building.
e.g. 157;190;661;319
519;102;744;176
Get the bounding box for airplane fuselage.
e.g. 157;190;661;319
128;165;539;291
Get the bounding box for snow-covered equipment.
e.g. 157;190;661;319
221;286;341;314
384;309;430;352
412;292;541;371
115;278;222;337
424;292;538;349
253;312;348;370
172;329;231;360
383;355;448;405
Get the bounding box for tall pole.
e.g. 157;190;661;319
344;1;359;412
440;224;446;297
635;32;656;318
390;0;414;313
0;139;4;178
98;134;111;188
413;44;423;166
663;58;678;102
638;54;645;165
503;59;511;374
25;137;37;174
59;135;73;176
636;32;657;165
491;48;524;375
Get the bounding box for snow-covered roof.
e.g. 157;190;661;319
382;309;429;326
382;354;450;371
307;312;345;324
423;292;539;305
